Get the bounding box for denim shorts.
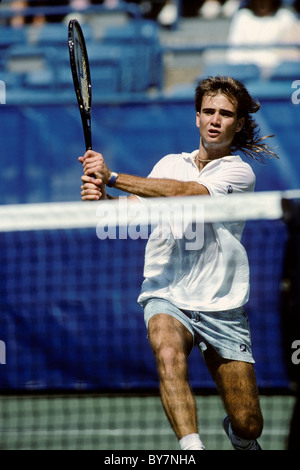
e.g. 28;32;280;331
144;298;255;363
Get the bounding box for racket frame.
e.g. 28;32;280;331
68;19;92;151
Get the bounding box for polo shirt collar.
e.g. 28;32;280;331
182;150;242;170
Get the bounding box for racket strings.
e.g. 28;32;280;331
74;35;90;112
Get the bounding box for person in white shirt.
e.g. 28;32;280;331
227;0;298;74
79;76;277;450
137;151;255;313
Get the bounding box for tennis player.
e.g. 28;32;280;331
79;76;277;450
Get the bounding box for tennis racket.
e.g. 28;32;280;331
68;19;92;151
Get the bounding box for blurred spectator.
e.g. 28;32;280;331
10;1;49;26
103;0;121;7
124;1;179;27
90;0;120;6
200;0;222;18
9;1;70;26
73;0;91;8
282;0;300;50
199;0;241;18
222;0;241;17
10;1;27;28
157;0;179;27
226;0;299;74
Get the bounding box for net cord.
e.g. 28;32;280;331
1;190;300;232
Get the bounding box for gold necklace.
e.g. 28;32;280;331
196;153;212;163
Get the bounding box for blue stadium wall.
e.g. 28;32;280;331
0;93;299;392
1;95;299;205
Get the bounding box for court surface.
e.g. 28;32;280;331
0;394;295;450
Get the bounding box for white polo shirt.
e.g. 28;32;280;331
137;150;256;312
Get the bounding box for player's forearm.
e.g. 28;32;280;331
112;173;209;197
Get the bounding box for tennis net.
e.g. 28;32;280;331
0;189;300;450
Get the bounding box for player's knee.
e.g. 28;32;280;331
233;411;263;440
156;346;187;380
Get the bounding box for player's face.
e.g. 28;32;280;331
197;93;244;154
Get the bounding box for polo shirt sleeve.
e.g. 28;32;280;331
196;160;256;196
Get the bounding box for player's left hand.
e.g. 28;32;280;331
80;175;106;201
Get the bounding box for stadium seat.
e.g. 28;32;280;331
0;71;23;90
0;27;27;50
101;20;163;91
4;45;56;74
166;83;195;99
246;79;293;100
60;65;120;94
201;62;261;83
90;67;121;95
269;61;300;82
32;22;93;47
23;69;54;90
37;43;124;93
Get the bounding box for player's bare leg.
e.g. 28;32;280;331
205;344;263;449
147;314;204;449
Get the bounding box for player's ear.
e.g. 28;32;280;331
196;112;201;128
236;117;245;133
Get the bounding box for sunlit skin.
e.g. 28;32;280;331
197;93;244;162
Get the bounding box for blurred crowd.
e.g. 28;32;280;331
6;0;300;69
6;0;300;27
3;1;257;28
127;1;241;25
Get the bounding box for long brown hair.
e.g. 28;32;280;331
195;76;278;162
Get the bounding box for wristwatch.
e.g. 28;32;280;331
107;171;119;187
